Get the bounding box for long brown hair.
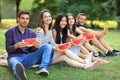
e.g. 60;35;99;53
67;13;77;36
38;9;52;34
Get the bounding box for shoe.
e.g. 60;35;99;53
106;50;117;56
85;60;101;70
15;63;28;80
114;52;120;55
31;64;39;68
93;53;99;57
93;51;106;58
36;68;49;76
112;49;120;53
85;52;93;64
98;51;106;58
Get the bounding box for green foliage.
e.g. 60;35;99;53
1;0;120;29
1;0;16;18
20;0;34;11
86;20;118;29
29;0;118;27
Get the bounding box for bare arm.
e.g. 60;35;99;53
67;30;76;39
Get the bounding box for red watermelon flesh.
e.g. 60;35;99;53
71;37;85;46
57;42;71;51
22;38;37;47
82;32;94;40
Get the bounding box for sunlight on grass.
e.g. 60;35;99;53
1;19;17;28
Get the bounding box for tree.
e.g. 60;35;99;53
116;0;120;30
16;0;21;18
0;2;1;23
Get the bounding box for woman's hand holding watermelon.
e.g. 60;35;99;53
82;32;94;40
71;37;85;46
56;42;71;52
33;41;40;48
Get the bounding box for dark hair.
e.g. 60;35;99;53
18;11;30;18
66;13;77;36
38;9;52;34
53;13;68;44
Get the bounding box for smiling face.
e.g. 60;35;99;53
78;15;86;25
42;12;52;25
59;16;67;29
17;14;30;28
68;15;75;27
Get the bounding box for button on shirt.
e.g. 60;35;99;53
5;26;37;57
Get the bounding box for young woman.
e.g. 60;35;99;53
66;13;110;64
52;12;101;70
35;9;101;70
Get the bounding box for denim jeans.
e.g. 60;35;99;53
7;44;54;80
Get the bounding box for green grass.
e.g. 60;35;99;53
0;28;7;54
0;28;120;80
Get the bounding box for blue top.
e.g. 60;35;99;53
5;26;37;57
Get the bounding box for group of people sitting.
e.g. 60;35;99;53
0;9;120;80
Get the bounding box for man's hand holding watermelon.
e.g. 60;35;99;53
14;42;26;49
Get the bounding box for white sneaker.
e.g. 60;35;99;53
31;64;39;68
36;68;49;76
85;52;93;64
15;63;28;80
85;60;101;70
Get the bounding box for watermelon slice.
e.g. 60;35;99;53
82;32;94;40
22;38;37;47
71;37;85;46
57;42;71;51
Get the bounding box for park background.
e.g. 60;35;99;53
0;0;120;80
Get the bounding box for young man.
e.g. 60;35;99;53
76;13;88;28
5;11;54;80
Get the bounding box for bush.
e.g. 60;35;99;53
86;20;118;29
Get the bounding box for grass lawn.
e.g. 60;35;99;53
0;28;120;80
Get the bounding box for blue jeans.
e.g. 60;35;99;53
7;44;54;80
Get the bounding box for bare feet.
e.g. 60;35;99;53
95;28;108;38
85;60;101;70
103;28;108;34
100;59;111;64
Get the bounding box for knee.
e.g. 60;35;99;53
61;55;68;60
41;44;52;50
7;57;20;69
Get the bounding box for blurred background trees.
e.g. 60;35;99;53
0;0;120;30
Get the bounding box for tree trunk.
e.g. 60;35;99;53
16;0;21;22
116;0;120;30
0;2;1;23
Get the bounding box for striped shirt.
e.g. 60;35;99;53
35;30;56;47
